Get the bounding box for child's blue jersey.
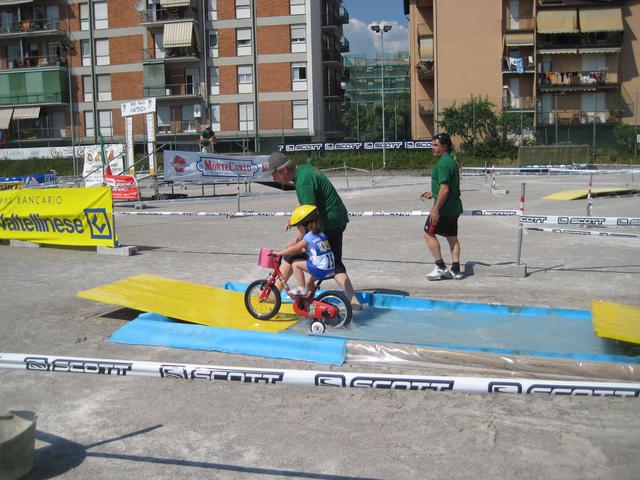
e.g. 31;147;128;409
303;231;335;273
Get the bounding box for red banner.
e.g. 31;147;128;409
105;174;140;201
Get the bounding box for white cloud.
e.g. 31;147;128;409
344;18;409;57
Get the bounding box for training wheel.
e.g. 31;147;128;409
310;321;325;334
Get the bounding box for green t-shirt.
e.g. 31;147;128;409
200;129;214;147
294;164;349;231
431;152;463;216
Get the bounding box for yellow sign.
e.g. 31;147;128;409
0;187;116;247
0;181;22;191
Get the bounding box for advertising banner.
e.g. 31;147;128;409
0;187;116;247
104;174;140;202
146;113;156;175
0;181;22;191
277;141;433;153
163;151;271;182
83;144;125;187
126;116;135;174
0;172;57;186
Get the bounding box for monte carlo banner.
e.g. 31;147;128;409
164;151;271;182
0;187;116;248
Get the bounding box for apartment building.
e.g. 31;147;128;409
405;0;640;142
344;53;410;105
0;0;349;153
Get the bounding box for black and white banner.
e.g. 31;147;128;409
2;353;639;398
519;215;640;228
115;209;519;218
278;141;432;153
526;227;640;239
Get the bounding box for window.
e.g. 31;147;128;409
239;102;254;131
98;109;112;136
93;1;108;29
237;65;253;93
83;76;92;102
154;33;164;59
290;0;305;15
291;25;306;53
210;104;220;132
80;3;89;31
292;62;307;91
208;0;217;21
209;31;218;58
236;28;252;56
209;67;219;95
97;74;111;101
293;100;308;129
181;105;196;132
84;111;94;137
236;0;251;18
81;39;91;66
95;39;109;65
157;106;171;133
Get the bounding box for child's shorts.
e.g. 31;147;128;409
307;261;335;281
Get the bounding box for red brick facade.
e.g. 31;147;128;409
256;0;290;18
258;63;292;92
260;100;292;130
256;25;290;55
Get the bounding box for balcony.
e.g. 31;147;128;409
0;18;67;38
502;95;535;111
144;83;202;98
502;56;534;74
339;37;350;53
157;119;201;135
418;99;434;116
506;16;534;31
322;47;343;66
538;70;618;92
3;54;68;70
537;32;623;52
0;67;68;106
7;125;71;142
337;6;349;25
537;110;618;126
142;47;199;63
140;7;198;25
417;60;434;80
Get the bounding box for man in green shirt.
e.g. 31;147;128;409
268;152;362;310
199;125;216;153
420;132;464;280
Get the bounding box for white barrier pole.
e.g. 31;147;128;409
2;353;640;397
516;182;526;265
586;173;593;217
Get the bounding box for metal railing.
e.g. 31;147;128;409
0;91;68;105
0;18;66;34
502;96;536;111
538;70;617;88
418;99;434;116
537;32;623;50
142;47;199;61
157;120;200;135
7;125;71;141
505;16;534;30
537;110;617;126
144;83;202;97
4;55;67;69
339;37;350;53
140;7;197;23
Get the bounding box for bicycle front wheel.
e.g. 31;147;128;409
244;280;281;320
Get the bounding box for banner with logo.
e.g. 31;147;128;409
0;181;22;191
83;144;125;187
0;172;57;187
105;174;140;202
164;151;271;182
0;187;116;247
278;141;433;153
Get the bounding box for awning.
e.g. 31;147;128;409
0;108;13;129
12;107;40;119
579;8;623;33
537;10;578;34
538;48;578;55
159;0;192;6
579;47;621;54
163;21;194;48
419;37;433;60
505;32;534;46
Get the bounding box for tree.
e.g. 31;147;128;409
342;93;410;141
612;122;636;154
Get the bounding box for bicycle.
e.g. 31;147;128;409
244;249;352;334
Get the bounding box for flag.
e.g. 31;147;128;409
100;135;112;177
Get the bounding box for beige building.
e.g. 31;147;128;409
405;0;640;142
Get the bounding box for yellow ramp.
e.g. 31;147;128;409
78;274;298;333
592;300;640;345
544;187;637;201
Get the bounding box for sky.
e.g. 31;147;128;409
342;0;409;58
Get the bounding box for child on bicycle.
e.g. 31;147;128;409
272;205;336;296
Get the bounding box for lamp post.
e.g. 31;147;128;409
370;23;392;169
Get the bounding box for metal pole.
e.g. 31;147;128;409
381;32;386;169
634;92;638;164
554;94;558;145
592;93;596;163
65;1;77;177
356;101;359;141
516;182;526;265
586;173;593;217
394;95;397;141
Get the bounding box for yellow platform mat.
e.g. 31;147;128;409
78;274;298;333
544;187;637;201
592;300;640;345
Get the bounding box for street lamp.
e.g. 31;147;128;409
370;23;392;169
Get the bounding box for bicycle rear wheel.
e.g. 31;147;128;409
244;280;281;320
316;291;352;328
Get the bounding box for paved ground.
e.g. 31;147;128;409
1;170;640;479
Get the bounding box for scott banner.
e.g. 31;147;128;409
0;187;116;247
164;151;270;182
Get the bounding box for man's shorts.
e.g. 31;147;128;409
423;214;459;237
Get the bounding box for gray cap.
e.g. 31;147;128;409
267;152;292;173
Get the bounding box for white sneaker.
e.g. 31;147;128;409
290;287;307;296
426;266;452;281
451;271;464;280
